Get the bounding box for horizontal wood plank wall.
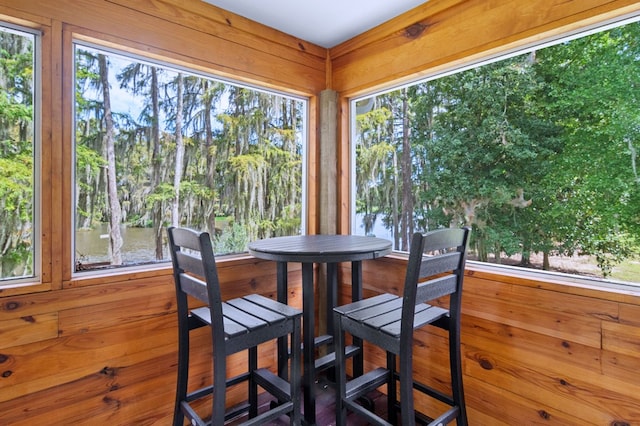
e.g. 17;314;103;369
0;260;304;425
339;258;640;425
9;0;326;95
330;0;640;97
0;0;318;424
2;0;640;424
331;3;640;423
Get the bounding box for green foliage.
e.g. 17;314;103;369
0;28;34;279
214;221;249;254
355;22;640;280
585;232;638;277
70;45;304;268
0;91;31;131
0;154;32;216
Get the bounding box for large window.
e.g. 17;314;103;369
74;44;306;272
0;25;38;283
352;18;640;285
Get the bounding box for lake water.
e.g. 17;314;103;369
75;216;394;266
76;221;636;285
75;224;163;264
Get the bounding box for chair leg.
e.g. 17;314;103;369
334;313;347;426
290;318;301;426
450;325;468;426
173;321;189;426
249;345;258;418
399;351;415;426
386;352;397;425
212;349;227;425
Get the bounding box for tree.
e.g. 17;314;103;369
354;100;394;237
98;54;123;265
355;22;640;278
171;73;184;227
72;46;305;269
118;62;166;259
412;56;556;261
0;29;34;277
399;88;414;251
534;23;640;275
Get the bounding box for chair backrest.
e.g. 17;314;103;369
167;227;225;339
400;227;471;338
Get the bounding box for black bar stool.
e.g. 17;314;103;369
167;227;302;425
333;227;471;426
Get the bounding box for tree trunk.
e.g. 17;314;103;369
520;238;531;266
478;236;488;262
150;67;163;260
98;54;123;265
392;151;400;250
203;80;216;233
543;251;550;270
172;73;184;227
400;88;413;251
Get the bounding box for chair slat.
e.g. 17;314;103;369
419;251;461;278
242;293;302;318
169;227;203;251
415;274;458;304
362;306;402;330
346;297;403;322
412;305;449;330
175;250;205;277
222;301;268;332
422;227;466;252
378;304;432;337
179;274;208;303
227;297;287;325
333;293;397;315
191;306;250;337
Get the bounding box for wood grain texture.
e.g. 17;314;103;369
1;0;640;424
338;259;640;425
331;0;640;97
0;313;58;350
8;0;325;96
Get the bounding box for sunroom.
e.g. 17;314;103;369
1;0;639;424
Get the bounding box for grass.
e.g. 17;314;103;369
611;257;640;283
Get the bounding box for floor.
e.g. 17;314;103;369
227;376;389;425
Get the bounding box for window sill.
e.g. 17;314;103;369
379;252;640;300
66;252;257;288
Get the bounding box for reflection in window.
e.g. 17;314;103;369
353;20;640;284
74;45;305;272
0;25;36;282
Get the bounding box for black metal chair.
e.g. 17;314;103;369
333;227;471;426
167;227;302;426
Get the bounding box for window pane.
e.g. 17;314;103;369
353;20;640;285
0;26;36;282
74;45;305;272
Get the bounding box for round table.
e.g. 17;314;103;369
248;235;392;425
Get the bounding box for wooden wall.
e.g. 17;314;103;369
0;257;304;425
1;0;640;424
331;2;640;422
340;258;640;425
330;0;640;96
461;271;640;425
0;0;316;424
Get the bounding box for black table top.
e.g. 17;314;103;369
247;234;392;263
